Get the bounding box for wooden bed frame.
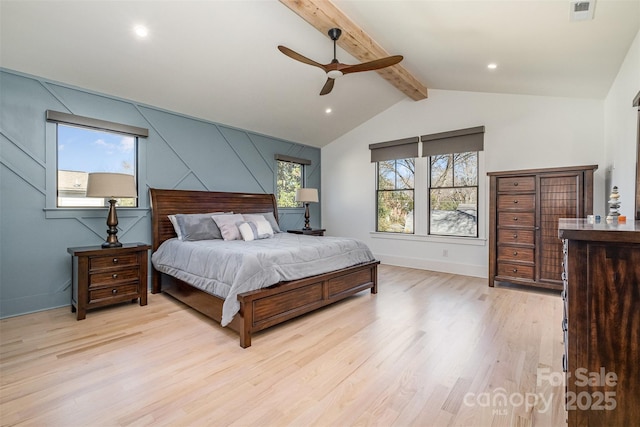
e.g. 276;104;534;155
149;188;379;348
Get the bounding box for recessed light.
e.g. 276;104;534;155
325;108;332;114
487;63;498;70
134;25;149;38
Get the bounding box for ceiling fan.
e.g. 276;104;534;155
278;28;403;96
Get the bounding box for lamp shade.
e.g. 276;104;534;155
86;173;137;198
295;188;318;203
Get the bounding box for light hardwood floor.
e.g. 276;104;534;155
0;265;566;426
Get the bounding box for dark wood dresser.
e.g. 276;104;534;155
559;219;640;426
488;165;597;290
68;243;150;319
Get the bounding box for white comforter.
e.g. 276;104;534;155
151;233;375;326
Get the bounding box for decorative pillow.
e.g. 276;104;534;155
174;212;227;241
242;215;274;239
237;221;258;241
211;214;245;241
245;212;281;233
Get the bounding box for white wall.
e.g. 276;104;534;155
604;29;640;219
322;89;605;278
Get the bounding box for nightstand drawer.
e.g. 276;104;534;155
90;283;139;302
90;254;139;270
90;267;140;287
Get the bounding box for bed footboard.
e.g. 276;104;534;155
237;261;379;347
157;261;378;348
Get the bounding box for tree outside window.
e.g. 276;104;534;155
276;160;304;208
377;158;414;233
429;152;478;237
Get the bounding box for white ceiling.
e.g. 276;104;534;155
1;0;639;147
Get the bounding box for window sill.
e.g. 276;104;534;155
43;207;149;219
369;231;486;246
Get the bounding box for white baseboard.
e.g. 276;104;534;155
374;253;487;278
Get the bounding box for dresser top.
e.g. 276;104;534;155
558;218;640;243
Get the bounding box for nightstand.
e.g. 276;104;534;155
67;242;150;320
287;229;326;236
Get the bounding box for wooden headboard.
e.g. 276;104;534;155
149;188;279;253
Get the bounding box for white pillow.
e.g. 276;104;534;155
211;214;244;241
242;214;274;239
238;222;257;241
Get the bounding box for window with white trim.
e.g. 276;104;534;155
377;158;415;233
371;127;484;238
46;110;148;208
428;152;478;237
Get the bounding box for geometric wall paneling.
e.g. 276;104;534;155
0;132;47;194
139;106;257;192
0;68;321;318
0;73;64;159
217;126;277;194
44;82;150;131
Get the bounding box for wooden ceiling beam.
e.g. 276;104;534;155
279;0;428;101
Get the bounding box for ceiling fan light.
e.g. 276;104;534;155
327;70;343;79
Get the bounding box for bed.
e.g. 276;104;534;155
149;188;379;348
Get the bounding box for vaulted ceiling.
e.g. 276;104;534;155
1;0;638;147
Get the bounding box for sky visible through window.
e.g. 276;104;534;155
58;124;135;174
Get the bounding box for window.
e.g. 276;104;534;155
429;152;478;237
46;110;148;208
371;126;484;238
275;155;310;208
57;125;137;207
377;159;415;233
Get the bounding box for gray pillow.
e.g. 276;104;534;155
175;212;226;241
257;211;282;233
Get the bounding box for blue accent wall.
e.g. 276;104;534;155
0;69;321;318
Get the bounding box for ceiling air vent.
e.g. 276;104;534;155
569;0;596;21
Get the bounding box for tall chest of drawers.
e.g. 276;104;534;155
68;243;150;319
488;165;596;290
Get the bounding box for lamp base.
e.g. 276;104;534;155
102;198;123;249
303;202;311;230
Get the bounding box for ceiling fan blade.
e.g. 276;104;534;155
278;45;327;71
341;55;404;74
319;78;335;96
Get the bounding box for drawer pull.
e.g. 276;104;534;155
112;258;119;264
513;200;518;204
513;217;518;221
513;233;518;239
514;182;519;186
513;268;518;273
513;251;518;256
112;273;118;279
112;289;118;295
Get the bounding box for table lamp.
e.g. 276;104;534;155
86;172;137;248
295;188;318;230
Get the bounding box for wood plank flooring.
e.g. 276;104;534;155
0;265;566;426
